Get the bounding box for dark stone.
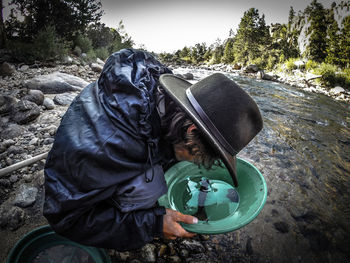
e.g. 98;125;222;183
0;205;25;230
271;209;279;217
245;237;253;255
7;145;25;155
0;62;16;76
0;179;11;187
22;90;45;106
10;100;41;124
273;221;289;233
183;73;194;80
243;64;259;73
0;94;17;115
180;240;205;254
291;211;317;223
300;227;330;251
0;124;25;139
54;93;76;106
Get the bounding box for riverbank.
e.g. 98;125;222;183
165;62;350;104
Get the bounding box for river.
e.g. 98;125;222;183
173;67;350;263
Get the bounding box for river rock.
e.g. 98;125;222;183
330;86;345;94
0;124;25;139
10;100;41;124
54;93;76;106
141;244;156;263
96;58;105;65
0;62;16;76
43;97;55;110
63;55;73;64
243;64;259;73
167;256;181;263
180;240;205;253
19;65;29;71
0;94;17;115
257;71;274;81
22;90;45;106
0;139;15;153
90;63;103;73
183;73;194;80
0;205;25;230
13;184;38;208
25;72;89;94
233;63;242;70
7;145;25;155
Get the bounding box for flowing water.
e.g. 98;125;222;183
174;68;350;262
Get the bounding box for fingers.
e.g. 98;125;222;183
177;212;198;225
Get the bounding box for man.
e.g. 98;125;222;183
43;49;263;250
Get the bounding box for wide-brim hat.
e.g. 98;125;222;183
159;73;263;187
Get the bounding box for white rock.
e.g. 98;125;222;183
330;86;345;94
43;97;55;110
96;58;105;65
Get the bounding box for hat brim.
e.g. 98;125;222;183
159;74;238;187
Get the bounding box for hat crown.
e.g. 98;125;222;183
189;73;263;154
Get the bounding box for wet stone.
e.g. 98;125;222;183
158;244;167;257
180;240;205;254
167;255;181;263
141;244;156;262
179;249;189;258
13;184;38;208
273;221;289;233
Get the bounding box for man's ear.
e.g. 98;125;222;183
186;124;197;134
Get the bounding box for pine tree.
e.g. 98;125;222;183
222;38;235;64
305;0;327;62
233;8;269;65
325;15;341;65
339;16;350;67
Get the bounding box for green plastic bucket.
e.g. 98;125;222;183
158;157;267;234
7;225;111;263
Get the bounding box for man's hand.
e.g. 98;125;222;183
163;208;198;240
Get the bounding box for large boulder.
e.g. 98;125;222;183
0;95;17;115
0;124;25;139
0;62;16;76
25;72;89;94
10;100;41;124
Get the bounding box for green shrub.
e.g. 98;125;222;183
285;58;298;71
94;47;109;60
313;63;344;87
248;57;266;69
10;26;68;62
74;34;93;53
305;59;319;71
267;55;278;70
339;68;350;89
33;25;68;61
73;46;82;57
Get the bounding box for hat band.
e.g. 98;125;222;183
186;88;237;155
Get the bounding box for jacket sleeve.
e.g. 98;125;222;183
55;201;166;251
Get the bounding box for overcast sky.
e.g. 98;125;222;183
3;0;343;53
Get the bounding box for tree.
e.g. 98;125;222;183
305;0;327;62
233;8;270;65
221;38;235;64
325;15;341;65
6;0;103;41
288;6;295;31
339;16;350;67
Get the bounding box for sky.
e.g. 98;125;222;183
3;0;343;53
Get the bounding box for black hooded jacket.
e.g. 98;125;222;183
43;49;174;250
